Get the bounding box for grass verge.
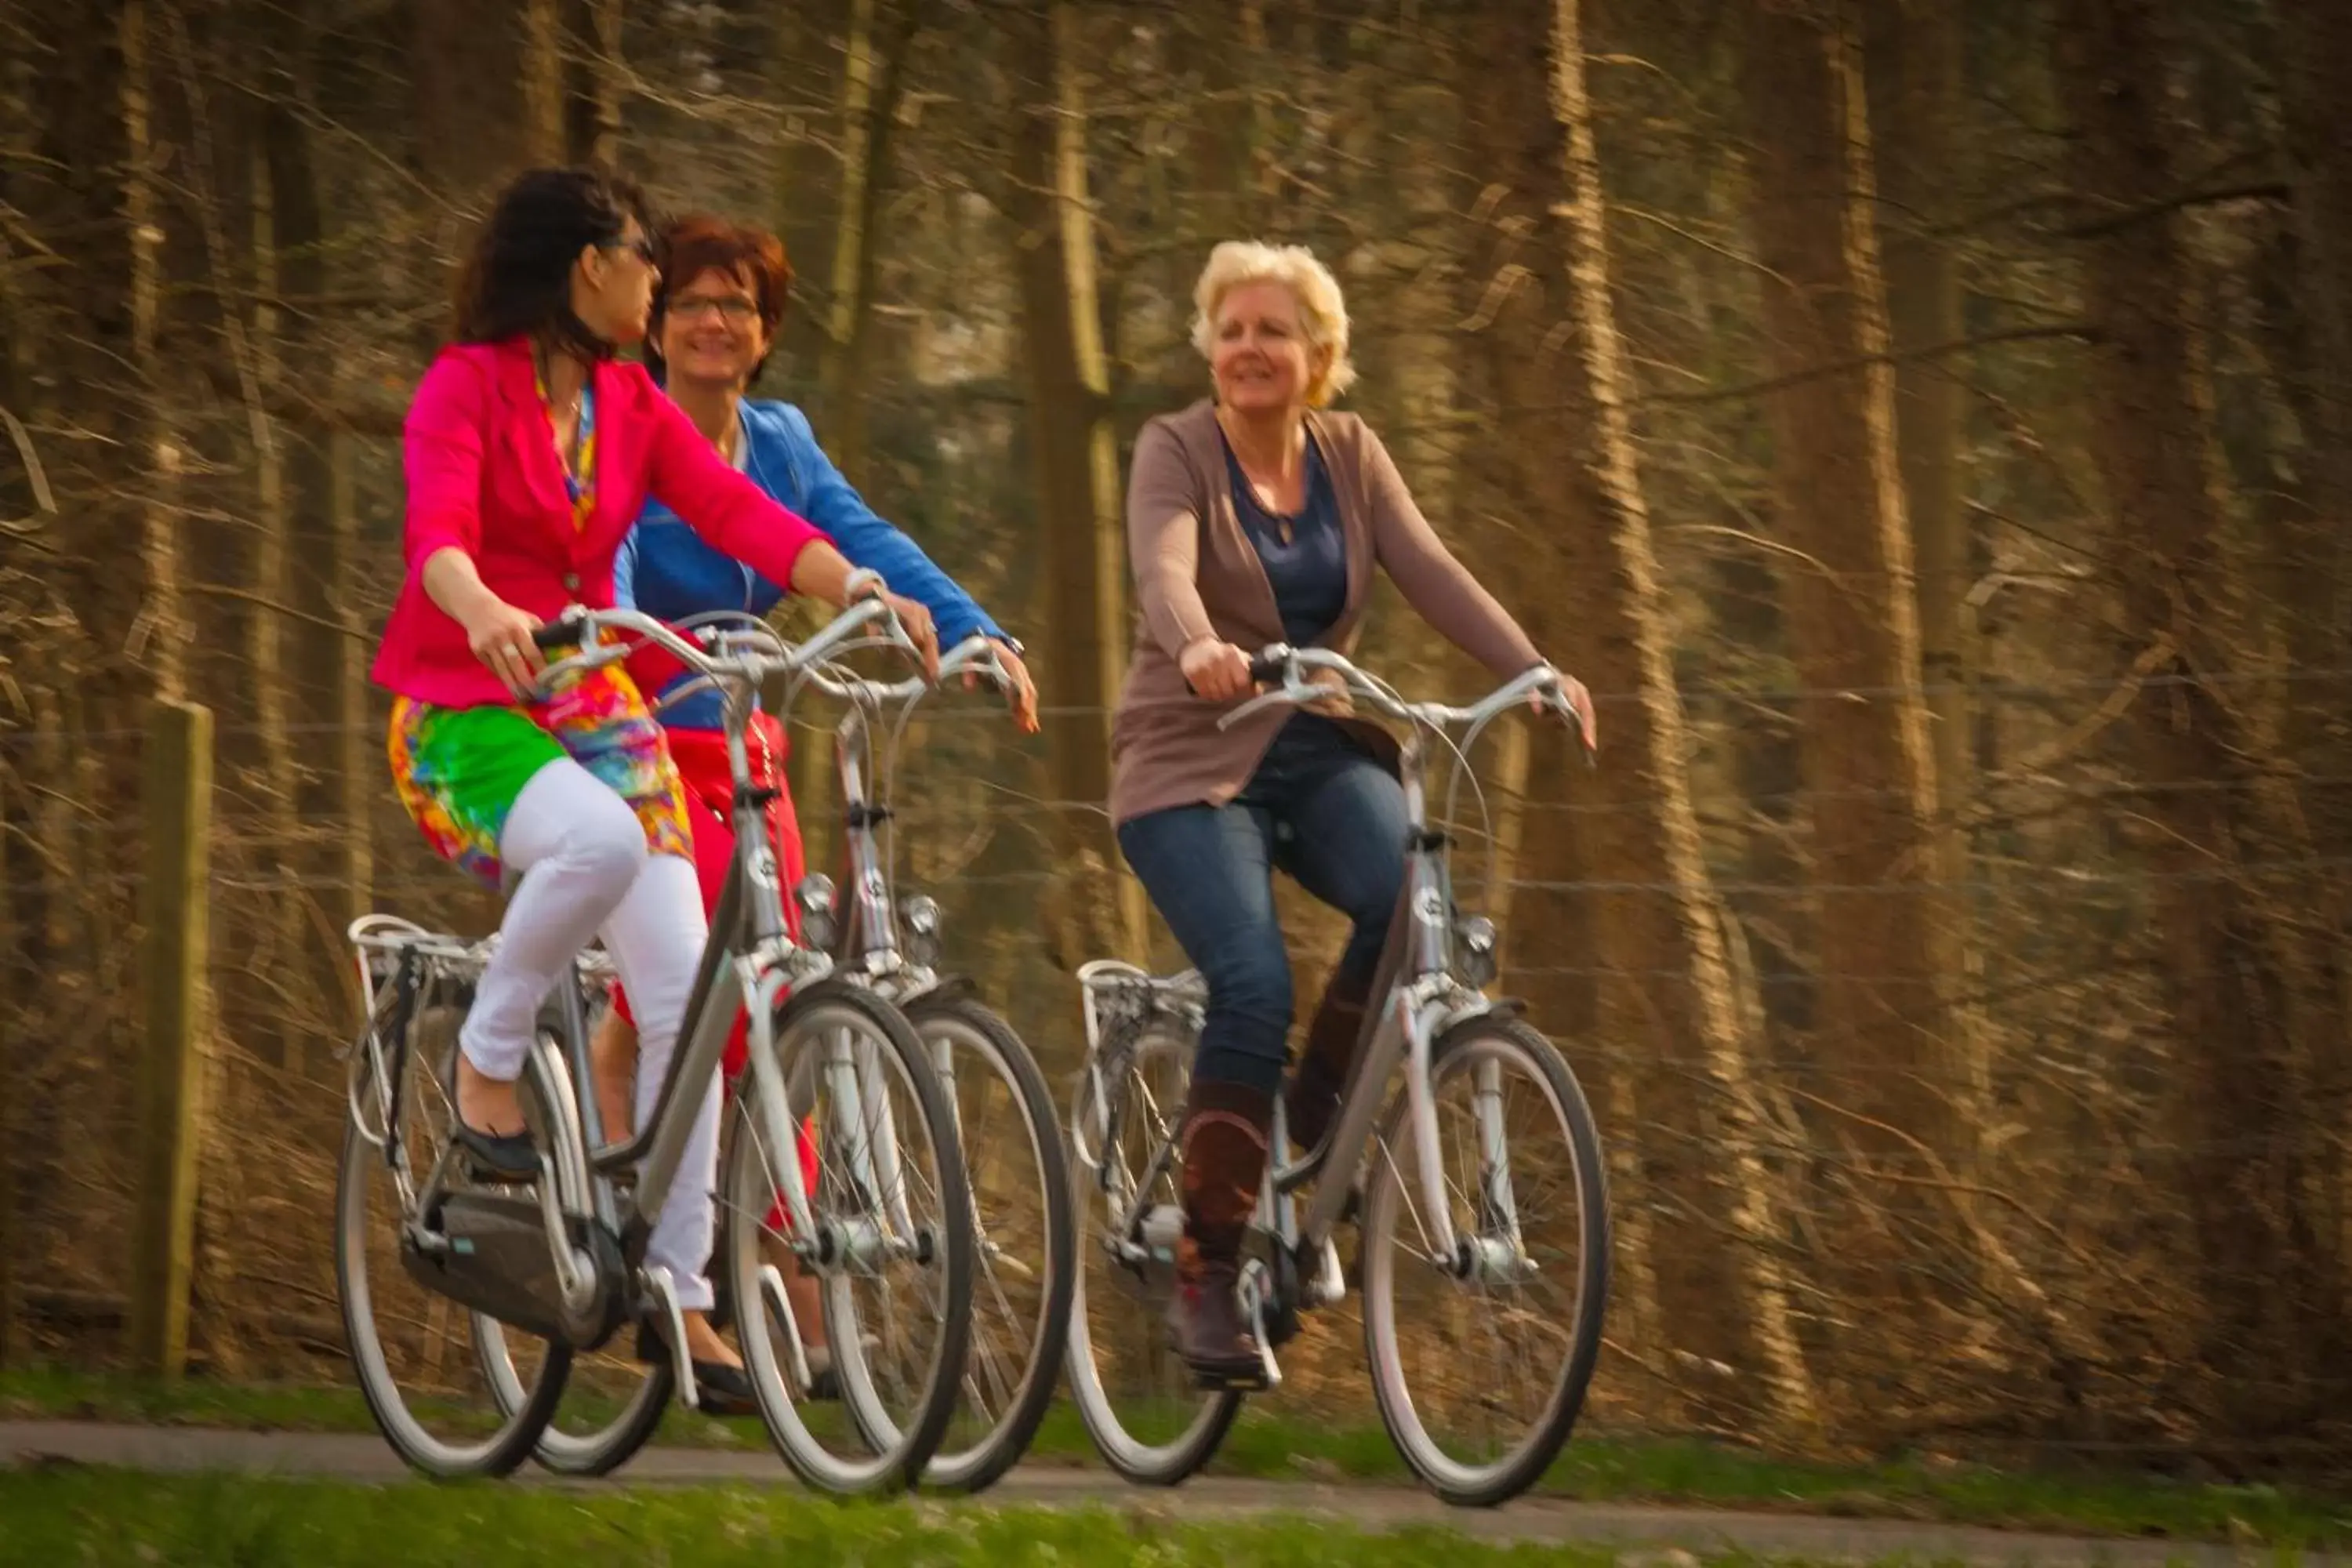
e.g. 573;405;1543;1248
4;1365;2347;1549
0;1471;1610;1568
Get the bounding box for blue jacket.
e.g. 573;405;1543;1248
616;398;1006;731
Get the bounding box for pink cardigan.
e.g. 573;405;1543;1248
369;337;829;709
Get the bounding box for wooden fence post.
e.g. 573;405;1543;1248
0;760;16;1368
129;697;211;1380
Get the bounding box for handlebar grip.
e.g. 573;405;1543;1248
1247;650;1289;684
532;619;587;652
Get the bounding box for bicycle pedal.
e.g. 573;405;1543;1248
1190;1359;1274;1394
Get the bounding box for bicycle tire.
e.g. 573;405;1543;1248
903;993;1075;1494
336;1035;573;1479
1359;1015;1610;1507
1062;1019;1243;1486
720;979;975;1494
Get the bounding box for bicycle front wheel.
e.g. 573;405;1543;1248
721;981;975;1494
906;993;1074;1494
1359;1015;1610;1506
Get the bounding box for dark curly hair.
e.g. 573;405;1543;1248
642;213;795;386
452;165;654;359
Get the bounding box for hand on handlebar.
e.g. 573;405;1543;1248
1179;637;1254;703
969;640;1040;734
1542;670;1599;757
461;594;547;699
882;590;942;681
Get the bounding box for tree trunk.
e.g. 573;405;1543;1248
788;0;924;882
0;761;16;1367
415;0;534;199
120;0;187;702
2054;0;2348;1441
524;0;566;165
587;0;624;164
0;43;31;419
1006;0;1141;965
1864;0;1990;1134
2269;0;2352;987
1465;0;1823;1439
328;428;373;942
1741;0;1956;1195
766;2;837;381
2274;0;2352;663
816;0;924;489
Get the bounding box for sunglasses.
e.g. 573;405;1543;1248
600;234;659;267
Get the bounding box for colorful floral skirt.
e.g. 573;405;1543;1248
387;665;692;889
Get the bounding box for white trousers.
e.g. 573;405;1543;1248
457;759;723;1312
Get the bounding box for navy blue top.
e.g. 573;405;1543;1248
1224;433;1347;648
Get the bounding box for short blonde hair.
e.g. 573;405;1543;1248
1189;241;1356;407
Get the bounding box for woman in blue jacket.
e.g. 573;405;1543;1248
598;212;1036;1404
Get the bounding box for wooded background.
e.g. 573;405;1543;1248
3;0;2348;1480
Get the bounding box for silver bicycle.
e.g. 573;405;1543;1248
336;587;975;1494
1063;645;1611;1508
791;632;1077;1494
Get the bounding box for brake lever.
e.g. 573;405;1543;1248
1536;681;1599;768
1214;681;1317;734
960;643;1012;692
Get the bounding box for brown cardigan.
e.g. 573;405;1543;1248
1109;398;1544;826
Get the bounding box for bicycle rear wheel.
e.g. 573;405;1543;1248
905;993;1074;1494
721;980;975;1494
1063;1020;1242;1486
336;1011;572;1479
1359;1015;1609;1507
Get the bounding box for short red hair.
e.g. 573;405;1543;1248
646;213;794;380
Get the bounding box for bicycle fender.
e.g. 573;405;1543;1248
896;972;978;1009
1436;994;1527;1035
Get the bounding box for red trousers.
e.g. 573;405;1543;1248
611;711;818;1213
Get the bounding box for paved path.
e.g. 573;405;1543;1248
0;1420;2322;1565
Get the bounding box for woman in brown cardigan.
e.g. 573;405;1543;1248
1113;241;1596;1383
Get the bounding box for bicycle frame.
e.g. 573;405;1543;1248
459;589;930;1377
1078;648;1579;1356
804;634;1011;1003
779;637;1014;1207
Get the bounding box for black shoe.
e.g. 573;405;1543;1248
633;1317;758;1417
452;1120;539;1181
690;1358;758;1417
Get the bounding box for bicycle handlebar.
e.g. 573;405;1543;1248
1215;643;1595;762
528;570;913;698
796;633;1011;707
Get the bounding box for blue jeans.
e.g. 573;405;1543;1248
1116;715;1409;1098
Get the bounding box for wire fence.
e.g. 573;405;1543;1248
2;666;2349;1475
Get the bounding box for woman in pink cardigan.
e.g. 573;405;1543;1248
369;166;935;1409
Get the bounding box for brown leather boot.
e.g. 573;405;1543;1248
1165;1079;1273;1387
1283;969;1373;1157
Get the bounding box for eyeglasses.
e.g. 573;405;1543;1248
666;296;759;324
601;234;659;267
